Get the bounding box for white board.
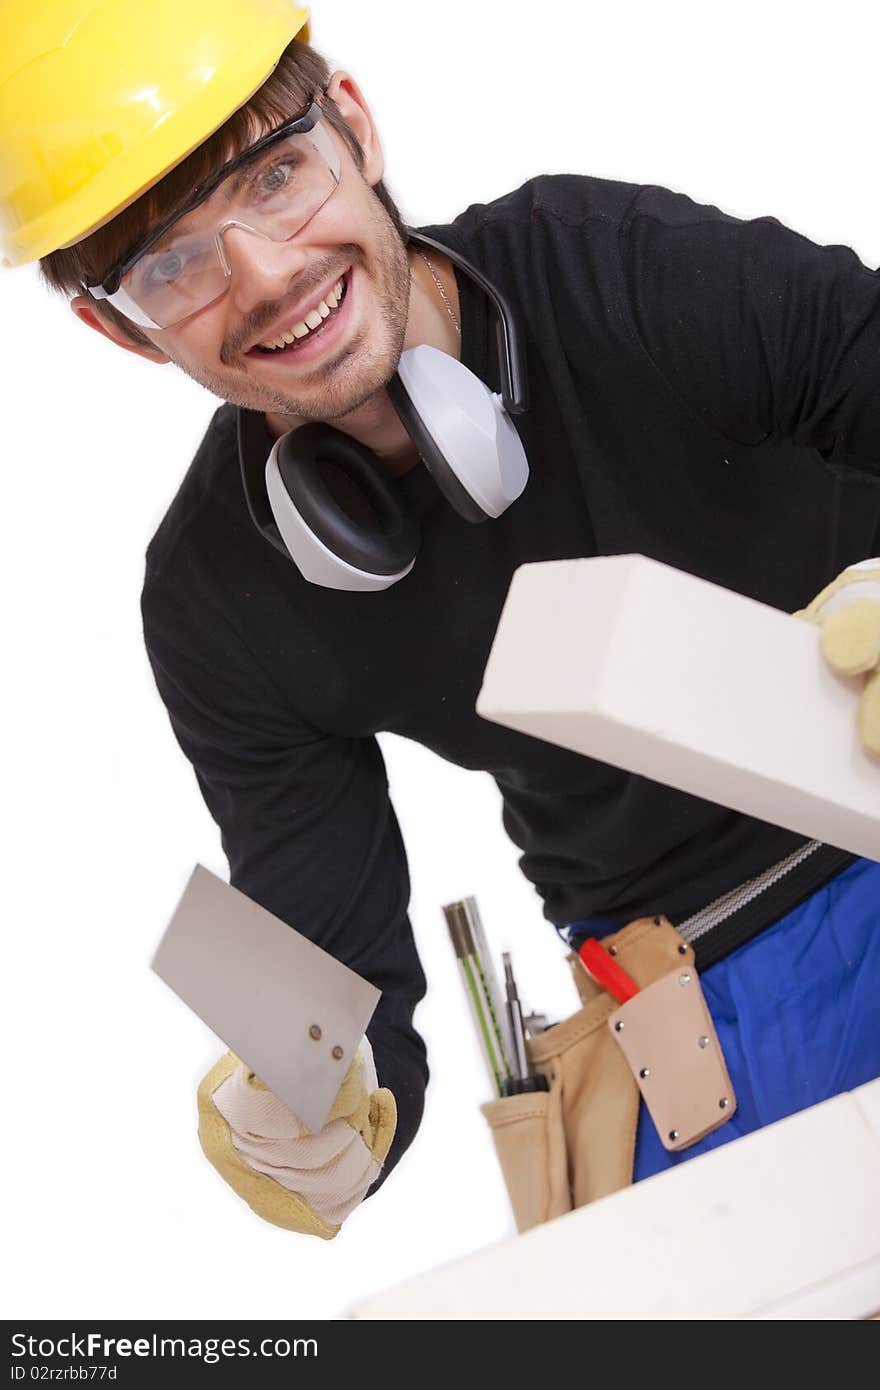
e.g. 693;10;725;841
476;555;879;860
347;1079;880;1320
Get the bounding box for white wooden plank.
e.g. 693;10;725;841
347;1081;880;1320
476;556;880;859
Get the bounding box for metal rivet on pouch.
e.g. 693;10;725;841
698;1036;710;1049
614;1020;624;1033
677;944;688;955
719;1097;729;1110
639;1067;651;1079
332;1045;344;1060
653;916;662;926
608;945;618;956
308;1024;322;1041
669;1130;679;1142
679;972;692;986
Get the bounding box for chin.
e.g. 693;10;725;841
303;347;404;423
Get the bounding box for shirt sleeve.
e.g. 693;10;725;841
616;184;880;473
140;564;428;1196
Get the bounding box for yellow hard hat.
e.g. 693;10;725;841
0;0;311;267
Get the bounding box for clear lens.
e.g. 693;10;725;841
117;121;341;328
127;234;226;323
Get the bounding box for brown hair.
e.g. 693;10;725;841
37;39;409;347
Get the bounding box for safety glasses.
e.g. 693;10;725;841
86;94;341;329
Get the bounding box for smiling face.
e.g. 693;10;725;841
71;72;413;426
155;150;412;424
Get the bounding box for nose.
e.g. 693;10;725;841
218;221;311;314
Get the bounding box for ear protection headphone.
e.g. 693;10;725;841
237;231;530;591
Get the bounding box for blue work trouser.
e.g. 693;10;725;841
566;855;880;1183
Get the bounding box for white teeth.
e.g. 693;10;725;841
257;275;347;349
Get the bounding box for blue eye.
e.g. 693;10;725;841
246;144;308;201
260;162;291;192
145;250;187;286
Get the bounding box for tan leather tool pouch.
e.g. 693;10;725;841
480;1082;571;1234
608;964;737;1150
481;915;707;1233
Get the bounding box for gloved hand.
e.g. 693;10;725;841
197;1036;397;1238
794;558;880;756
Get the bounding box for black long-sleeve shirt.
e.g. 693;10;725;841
141;174;880;1188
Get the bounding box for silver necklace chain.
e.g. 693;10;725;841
418;249;461;337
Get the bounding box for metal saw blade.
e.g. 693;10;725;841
151;865;380;1133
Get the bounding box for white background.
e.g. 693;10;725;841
3;0;879;1321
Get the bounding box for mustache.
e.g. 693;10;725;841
223;244;362;361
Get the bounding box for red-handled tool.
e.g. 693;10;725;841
578;937;640;1004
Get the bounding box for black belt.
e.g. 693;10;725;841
672;840;858;971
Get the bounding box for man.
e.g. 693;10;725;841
5;0;878;1241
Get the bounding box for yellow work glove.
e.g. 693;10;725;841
794;558;880;757
197;1036;397;1238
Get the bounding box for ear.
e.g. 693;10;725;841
69;295;170;364
324;70;385;186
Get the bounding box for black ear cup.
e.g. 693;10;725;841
274;422;420;577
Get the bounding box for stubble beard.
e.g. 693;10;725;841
172;190;411;423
